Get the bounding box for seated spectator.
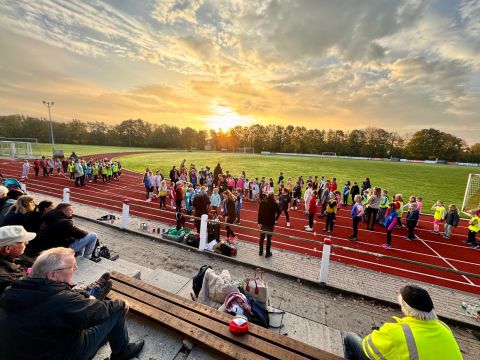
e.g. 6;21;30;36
0;247;144;360
0;189;24;226
28;200;55;233
343;285;462;360
25;203;97;259
0;226;34;294
2;195;36;228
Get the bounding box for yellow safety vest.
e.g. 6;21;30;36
362;316;462;360
434;206;445;221
469;216;479;232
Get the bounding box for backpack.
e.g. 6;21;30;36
91;239;111;260
192;265;212;298
185;233;200;248
246;295;269;328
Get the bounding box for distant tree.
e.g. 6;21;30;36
407;128;465;160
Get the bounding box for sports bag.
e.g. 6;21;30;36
186;233;200;248
192;265;212;298
244;268;268;304
246;295;269;328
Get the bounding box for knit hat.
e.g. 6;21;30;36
400;285;434;312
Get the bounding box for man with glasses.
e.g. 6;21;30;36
0;225;34;295
0;247;144;360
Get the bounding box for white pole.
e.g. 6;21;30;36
319;238;332;285
199;214;208;251
121;199;130;230
63;187;70;203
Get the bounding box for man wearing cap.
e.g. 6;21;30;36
0;226;35;294
0;247;144;360
343;285;462;359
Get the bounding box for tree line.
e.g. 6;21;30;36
1;114;479;162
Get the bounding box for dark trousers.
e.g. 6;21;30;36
235;210;241;223
159;196;166;209
343;332;370;360
325;213;336;231
468;230;478;246
386;230;393;245
74;308;129;360
342;194;349;205
75;176;81;186
34;168;39;176
226;216;235;237
352;216;361;237
276;207;290;222
259;225;273;254
175;198;182;212
366;208;379;229
42;167;48;176
407;220;417;239
308;213;314;228
102;174;107;182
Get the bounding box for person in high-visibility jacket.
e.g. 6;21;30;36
467;210;479;250
343;285;462;360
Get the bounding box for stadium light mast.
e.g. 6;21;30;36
42;100;56;151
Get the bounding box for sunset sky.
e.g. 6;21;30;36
0;0;479;143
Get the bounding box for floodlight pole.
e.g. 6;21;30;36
42;100;56;151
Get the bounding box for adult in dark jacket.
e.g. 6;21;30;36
24;203;97;258
213;163;222;184
276;187;291;227
222;190;237;240
169;166;179;184
350;182;360;204
192;187;210;233
0;189;24;226
2;195;36;229
257;191;280;258
0;247;144;360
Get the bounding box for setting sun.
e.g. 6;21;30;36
205;102;255;132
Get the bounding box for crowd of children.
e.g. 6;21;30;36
24;153;122;187
143;160;479;251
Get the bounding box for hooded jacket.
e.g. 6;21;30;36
0;277;124;360
24;210;88;257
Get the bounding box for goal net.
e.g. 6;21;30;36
462;174;480;214
0;141;34;159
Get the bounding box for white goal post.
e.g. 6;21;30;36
462;173;480;215
321;152;337;157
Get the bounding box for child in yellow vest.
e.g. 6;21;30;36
431;200;446;234
467;210;479;250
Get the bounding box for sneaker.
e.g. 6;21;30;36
348;237;357;241
305;227;313;232
286;222;291;227
265;252;272;258
145;198;151;202
404;237;413;241
111;340;145;360
380;243;391;249
96;272;111;288
472;245;479;250
321;228;327;232
304;225;310;229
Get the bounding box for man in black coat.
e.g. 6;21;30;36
0;247;144;360
257;191;280;258
213;163;222;184
192;186;210;233
25;203;97;259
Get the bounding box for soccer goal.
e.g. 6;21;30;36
462;173;480;215
0;141;34;159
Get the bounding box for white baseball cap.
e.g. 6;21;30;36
0;226;36;247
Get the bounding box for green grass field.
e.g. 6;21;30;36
32;143;162;157
115;151;474;215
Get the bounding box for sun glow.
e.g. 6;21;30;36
205;102;255;132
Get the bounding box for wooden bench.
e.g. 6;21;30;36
109;271;342;360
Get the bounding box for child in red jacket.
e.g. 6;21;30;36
305;191;318;232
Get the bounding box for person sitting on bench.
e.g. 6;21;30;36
0;247;144;360
25;203;97;259
0;225;34;295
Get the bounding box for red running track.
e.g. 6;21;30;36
2;156;480;295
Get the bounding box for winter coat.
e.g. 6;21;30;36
446;210;460;227
258;197;280;227
193;192;210;216
0;254;27;295
24;210;88;257
0;278;124;360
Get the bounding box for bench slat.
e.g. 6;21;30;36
109;290;267;360
111;271;342;360
112;279;309;360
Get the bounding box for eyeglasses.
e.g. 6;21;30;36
53;264;78;272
